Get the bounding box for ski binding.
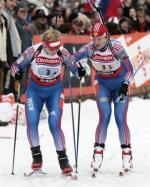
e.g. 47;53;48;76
119;168;131;176
62;172;78;180
91;168;99;178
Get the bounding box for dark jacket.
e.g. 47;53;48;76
16;17;32;52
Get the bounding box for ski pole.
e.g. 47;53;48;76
130;55;147;82
67;70;78;173
76;77;82;174
11;83;20;175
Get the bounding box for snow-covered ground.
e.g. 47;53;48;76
0;97;150;187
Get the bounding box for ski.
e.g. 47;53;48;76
24;169;47;177
62;172;78;180
91;167;132;177
0;136;12;139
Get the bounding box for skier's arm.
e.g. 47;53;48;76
11;46;35;79
63;45;90;78
113;40;134;84
61;48;78;75
111;40;134;100
72;44;91;62
119;47;134;84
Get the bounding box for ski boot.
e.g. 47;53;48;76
31;146;43;170
57;150;73;174
91;143;105;172
0;120;9;126
121;145;133;171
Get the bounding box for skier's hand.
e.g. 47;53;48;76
14;71;23;80
77;66;86;78
119;82;129;97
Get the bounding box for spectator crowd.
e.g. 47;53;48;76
0;0;150;125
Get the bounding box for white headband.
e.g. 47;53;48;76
49;40;61;48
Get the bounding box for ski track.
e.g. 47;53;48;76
0;98;150;187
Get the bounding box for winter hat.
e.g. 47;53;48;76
15;1;29;12
33;9;47;19
91;22;108;38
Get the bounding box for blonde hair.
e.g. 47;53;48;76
42;29;62;42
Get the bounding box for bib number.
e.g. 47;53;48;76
92;60;121;72
38;67;60;79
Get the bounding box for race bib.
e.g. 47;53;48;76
38;66;60;79
92;60;121;72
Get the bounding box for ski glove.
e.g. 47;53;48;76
14;71;23;81
119;82;129;96
77;66;86;78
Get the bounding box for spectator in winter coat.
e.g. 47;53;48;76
49;13;70;33
29;9;50;36
0;0;9;126
69;14;91;35
37;0;55;16
15;0;32;103
119;17;133;34
15;1;32;52
0;0;7;97
144;0;150;13
2;0;21;97
144;10;150;31
128;8;141;32
121;0;133;17
106;17;121;35
136;6;146;32
0;0;5;89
